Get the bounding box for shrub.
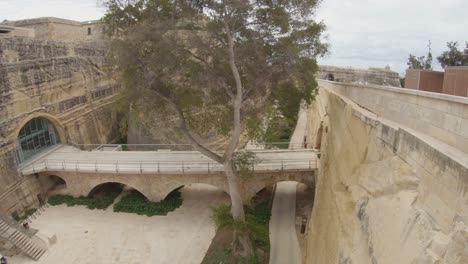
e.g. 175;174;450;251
48;195;95;209
113;191;182;216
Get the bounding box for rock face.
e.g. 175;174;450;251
0;36;119;216
304;87;467;263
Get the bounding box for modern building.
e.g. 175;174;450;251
404;69;444;93
404;67;468;97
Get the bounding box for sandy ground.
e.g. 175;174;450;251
269;182;301;264
9;184;229;264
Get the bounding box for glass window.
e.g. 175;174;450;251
17;117;60;163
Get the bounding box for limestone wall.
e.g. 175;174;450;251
318;65;402;87
320;80;468;153
0;36;119;216
2;17;105;42
304;86;468;263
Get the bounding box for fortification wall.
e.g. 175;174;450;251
0;36;119;216
2;17;105;42
304;84;468;263
319;80;468;153
318;65;402;87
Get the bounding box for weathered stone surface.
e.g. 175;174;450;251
318;65;402;87
304;85;468;264
0;36;119;216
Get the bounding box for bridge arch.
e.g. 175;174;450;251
15;113;66;163
86;181;151;201
160;182;230;201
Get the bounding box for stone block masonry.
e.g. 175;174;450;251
0;35;119;217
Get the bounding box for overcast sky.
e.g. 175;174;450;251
2;0;467;75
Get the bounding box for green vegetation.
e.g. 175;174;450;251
48;195;96;209
205;192;272;264
14;208;38;222
113;190;182;216
203;248;259;264
48;184;123;209
98;187;123;209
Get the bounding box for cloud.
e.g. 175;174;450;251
316;0;468;75
1;0;466;76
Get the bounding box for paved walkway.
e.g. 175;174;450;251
269;182;301;264
289;106;308;149
20;145;318;175
9;184;229;264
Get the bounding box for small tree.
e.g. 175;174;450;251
437;41;468;68
407;40;433;70
103;0;327;255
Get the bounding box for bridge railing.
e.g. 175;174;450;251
67;141;315;152
23;158;318;175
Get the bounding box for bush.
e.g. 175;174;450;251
210;195;272;255
113;191;182;216
96;186;122;209
203;248;259;264
48;195;96;209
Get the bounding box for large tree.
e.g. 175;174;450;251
103;0;327;255
437;41;468;68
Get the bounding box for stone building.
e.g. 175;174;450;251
0;17;119;217
1;17;105;42
317;65;402;87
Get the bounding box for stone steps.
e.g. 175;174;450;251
0;218;46;261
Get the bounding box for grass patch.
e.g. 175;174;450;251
113;190;182;216
203;189;272;264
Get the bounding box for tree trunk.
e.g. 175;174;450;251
224;159;254;256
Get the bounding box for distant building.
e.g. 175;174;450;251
0;17;105;42
404;67;468;97
404;69;444;93
318;65;402;87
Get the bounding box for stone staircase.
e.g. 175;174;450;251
0;217;47;260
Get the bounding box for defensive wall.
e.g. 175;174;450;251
304;80;468;264
317;65;402;87
1;17;105;42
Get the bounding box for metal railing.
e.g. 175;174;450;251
67;141;315;152
23;157;318;175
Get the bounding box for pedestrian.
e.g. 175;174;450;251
0;255;7;264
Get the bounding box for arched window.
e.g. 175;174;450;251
17;117;60;163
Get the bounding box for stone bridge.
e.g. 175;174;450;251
22;145;318;202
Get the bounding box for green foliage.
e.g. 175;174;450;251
211;204;235;229
407;40;433;70
48;185;123;209
437;41;468;68
233;151;259;174
48;195;96;209
16;208;37;222
211;199;272;251
103;0;328;142
203;248;259;264
113;191;182;216
98;188;123;209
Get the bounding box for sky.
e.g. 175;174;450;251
1;0;467;76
